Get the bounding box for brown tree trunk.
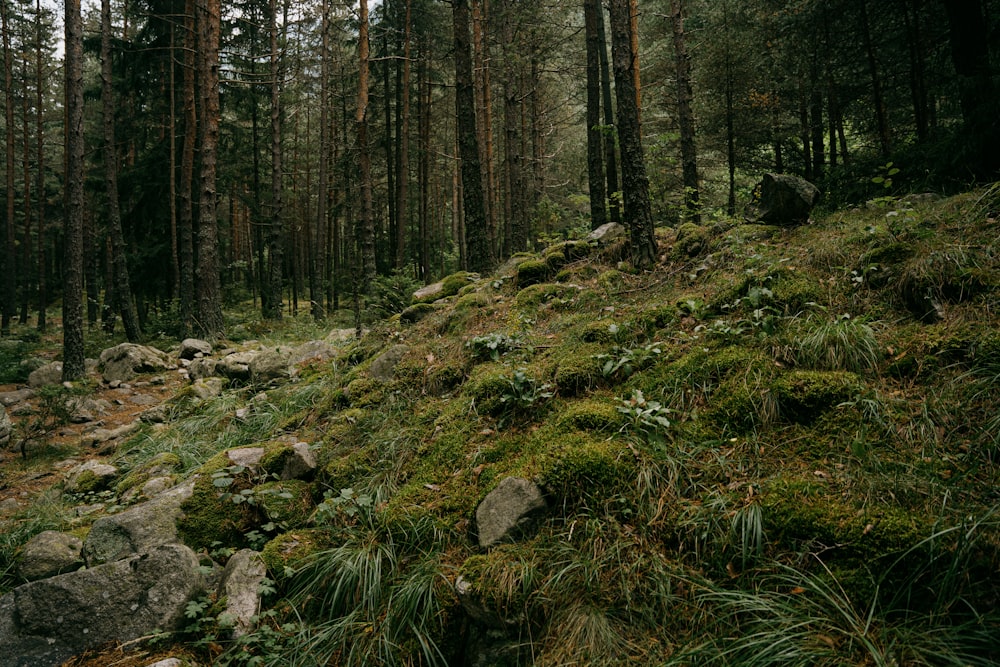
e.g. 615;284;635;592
102;0;141;341
859;0;890;156
195;0;224;337
670;0;700;222
584;0;607;230
418;42;431;281
608;0;656;268
179;0;196;335
472;0;496;257
264;0;284;319
395;0;412;270
454;0;491;273
500;0;527;254
63;0;86;379
312;0;329;320
1;0;14;335
19;39;31;325
35;0;46;332
169;23;180;302
357;0;376;291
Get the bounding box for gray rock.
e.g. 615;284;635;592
0;498;20;514
217;549;267;638
140;404;170;424
0;405;10;448
27;362;63;388
475;477;548;548
250;347;295;383
326;328;363;344
17;531;84;582
187;357;219;381
754;172;820;226
290;340;336;365
413;281;444;302
191;377;226;400
587;221;626;245
82;478;195;566
63;460;118;494
179;338;213;360
99;343;177;383
278;442;317;481
0;388;33;407
145;659;184;667
369;344;410;382
216;351;257;381
0;544;205;667
81;421;140;448
225;447;266;469
140;476;175;499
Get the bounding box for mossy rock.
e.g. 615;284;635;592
260;529;332;581
632;346;774;399
115;452;183;495
555;398;624;433
73;469;113;494
513;283;580;311
707;372;779;433
539;432;633;505
673;222;710;259
545;240;591;265
177;450;263;551
400;302;437;324
441;271;478;298
712;267;823;317
463;363;514;417
858;241;914;287
344;377;385;408
772;370;863;424
320;449;371;491
545;342;606;397
597;270;625;291
454;290;492;312
255;479;316;528
426;363;466;395
577;320;622;344
516;259;551;288
258;444;316;481
458;548;538;626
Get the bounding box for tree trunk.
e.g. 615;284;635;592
195;0;224;338
596;3;620;224
357;0;376;291
454;0;491;273
63;0;86;379
670;0;700;222
472;0;496;257
608;0;656;268
35;0;46;332
102;0;141;341
18;34;30;326
418;42;431;281
169;23;180;302
179;0;196;336
395;0;412;270
1;0;14;335
859;0;890;156
584;0;607;230
265;0;283;319
312;0;329;320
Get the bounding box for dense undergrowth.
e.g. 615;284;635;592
3;185;1000;666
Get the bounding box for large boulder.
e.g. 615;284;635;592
63;460;118;494
369;344;410;382
250;347;295;383
754;173;820;226
586;221;626;245
186;357;219;381
0;404;10;448
17;531;84;582
475;477;548;548
82;478;195;566
27;362;63;388
216;351;257;382
178;338;213;360
0;544;205;667
99;343;176;384
217;549;267;638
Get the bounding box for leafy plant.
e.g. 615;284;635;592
466;331;524;362
595;342;663;379
499;369;554;421
617;389;672;446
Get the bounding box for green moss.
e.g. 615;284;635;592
400;302;437;324
177;450;263;551
345;377;385;408
454;290;492;312
597;270;624;291
320;449;371;491
538;432;633;505
712;267;823;316
772;370;863;424
260;529;332;580
73;470;109;494
516;259;551;288
673;223;710;259
577;320;621;344
546;342;606;397
256;479;316;528
115;452;183;495
463;363;511;416
555;399;624;434
513;283;578;311
426;364;466;395
441;271;477;298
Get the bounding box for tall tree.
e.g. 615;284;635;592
63;0;86;379
34;0;47;332
264;0;284;319
195;0;224;337
608;0;656;268
1;0;14;335
595;1;619;224
357;0;376;290
101;0;141;341
454;0;491;272
179;0;197;335
669;0;700;222
312;0;330;320
395;0;413;269
584;0;607;230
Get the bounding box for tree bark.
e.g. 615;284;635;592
357;0;376;291
195;0;225;337
102;0;141;341
1;0;14;335
454;0;492;273
395;0;412;270
312;0;329;320
670;0;700;222
265;0;284;319
35;0;46;332
608;0;656;269
596;3;620;224
859;0;890;156
179;0;196;336
63;0;86;379
584;0;607;230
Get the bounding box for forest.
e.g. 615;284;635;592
0;0;998;352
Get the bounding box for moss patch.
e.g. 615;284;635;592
772;370;863;424
260;529;332;581
256;479;315;528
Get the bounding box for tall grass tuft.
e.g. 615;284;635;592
793;314;882;374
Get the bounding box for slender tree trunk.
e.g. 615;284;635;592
500;0;526;254
63;0;86;379
595;2;619;223
903;0;928;141
312;0;329;320
859;0;890;156
608;0;655;268
418;43;431;281
383;16;396;269
395;0;412;270
265;0;283;319
169;24;179;302
472;0;496;257
35;0;46;331
85;210;100;328
584;0;607;230
670;0;700;222
454;0;491;273
357;0;376;291
723;2;736;216
102;0;141;341
195;0;224;337
19;39;31;325
179;0;196;336
1;0;14;335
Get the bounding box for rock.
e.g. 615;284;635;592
191;377;226;400
226;447;266;469
81;421;140;448
179;338;213;360
0;405;10;448
326;328;363;344
290;340;336;365
413;281;444;302
217;549;267;638
187;357;219;381
475;477;548;548
27;362;63;388
82;478;195;566
587;221;626;245
754;172;820;226
145;659;183;667
99;343;177;384
16;531;84;582
216;351;257;382
369;344;410;382
0;498;20;514
140;404;170;424
277;442;316;481
64;460;118;494
0;388;33;407
0;544;205;667
140;476;175;499
250;347;295;383
455;576;524;629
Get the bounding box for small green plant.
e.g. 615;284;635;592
617;389;672;445
872;161;900;190
794;313;881;374
595;342;663;379
314;487;375;525
466;332;524;362
498;369;554;422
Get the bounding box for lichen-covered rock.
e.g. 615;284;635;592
250;347;295;383
260;530;331;581
27;362;63;388
260;441;317;481
179;338;213;360
475;477;548;548
186;357;219;381
64;460;118;494
217;549;267;638
290;340;336;365
191;377;226;400
99;343;177;383
17;531;84;582
400;302;437;324
0;404;10;448
587;222;626;245
0;544;205;667
754;172;820;226
369;344;410;382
